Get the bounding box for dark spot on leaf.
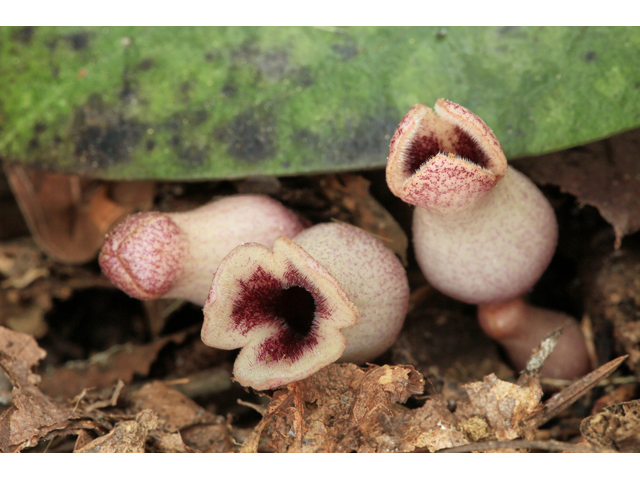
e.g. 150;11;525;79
160;111;210;167
254;50;289;78
332;41;358;60
165;118;180;131
176;144;209;167
177;81;195;104
232;43;291;80
293;129;320;148
498;27;518;35
204;50;221;62
65;32;90;50
120;81;136;103
216;107;276;163
295;67;314;87
504;124;526;138
221;84;236;98
28;138;39;151
324;110;400;165
72;94;146;169
120;55;139;105
12;26;35;45
192;109;209;126
45;37;58;52
146;140;155;151
585;51;596;62
137;58;154;71
34;123;47;134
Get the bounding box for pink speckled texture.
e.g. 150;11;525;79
100;195;305;305
478;298;590;380
400;154;498;213
294;223;410;364
386;100;558;304
386;100;507;208
99;212;187;300
412;168;557;304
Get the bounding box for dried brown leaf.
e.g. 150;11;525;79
127;380;234;453
514;128;640;247
0;327;101;452
245;363;466;452
586;250;640;376
39;328;192;400
129;381;218;433
581;399;640;452
320;175;408;264
464;373;543;441
5;163;155;264
181;422;235;453
75;409;158;453
0;324;46;368
152;431;195;453
590;384;637;415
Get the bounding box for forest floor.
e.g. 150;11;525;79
2;128;640;452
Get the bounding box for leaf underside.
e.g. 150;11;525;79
1;26;639;180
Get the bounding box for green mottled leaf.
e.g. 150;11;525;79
1;26;639;180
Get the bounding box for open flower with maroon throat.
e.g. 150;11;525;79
386;99;589;379
202;223;409;390
386;99;557;305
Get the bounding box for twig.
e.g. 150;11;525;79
526;355;628;428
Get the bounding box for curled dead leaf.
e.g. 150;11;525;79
5;163;154;264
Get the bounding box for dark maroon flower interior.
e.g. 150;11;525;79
404;126;491;176
231;266;326;363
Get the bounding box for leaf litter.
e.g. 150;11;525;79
1;165;639;452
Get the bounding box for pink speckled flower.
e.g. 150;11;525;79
202;223;409;390
386;99;557;304
386;100;590;379
99;194;306;305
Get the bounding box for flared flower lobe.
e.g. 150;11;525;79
387;100;507;213
202;237;359;390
